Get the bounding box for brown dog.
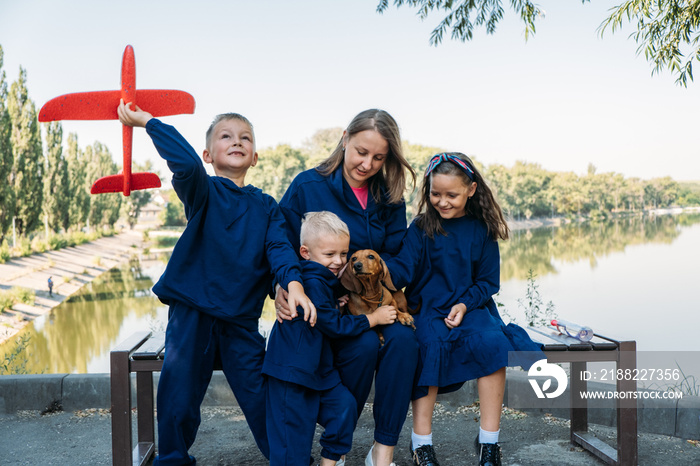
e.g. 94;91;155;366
340;249;416;343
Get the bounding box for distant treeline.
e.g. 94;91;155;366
241;130;699;224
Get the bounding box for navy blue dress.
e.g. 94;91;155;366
387;216;544;394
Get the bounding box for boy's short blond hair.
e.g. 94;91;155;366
205;113;255;150
300;211;350;247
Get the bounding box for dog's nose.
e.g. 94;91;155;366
353;262;363;272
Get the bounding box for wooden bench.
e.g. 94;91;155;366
110;329;638;466
524;327;638;466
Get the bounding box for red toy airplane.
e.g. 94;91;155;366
38;45;195;196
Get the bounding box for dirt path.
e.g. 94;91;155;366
0;231;144;345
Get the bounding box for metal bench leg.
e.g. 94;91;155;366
111;349;133;466
617;342;638;466
134;371;156;465
570;360;588;436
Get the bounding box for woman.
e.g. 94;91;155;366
277;109;417;466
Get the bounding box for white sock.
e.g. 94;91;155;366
411;430;433;450
479;427;500;444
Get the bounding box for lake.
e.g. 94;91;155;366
2;211;699;379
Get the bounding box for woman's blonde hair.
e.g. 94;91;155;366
316;109;415;204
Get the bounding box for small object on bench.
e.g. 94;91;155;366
551;318;594;342
524;326;637;466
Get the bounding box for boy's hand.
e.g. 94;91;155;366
337;294;349;308
117;99;153;127
445;303;467;329
368;305;397;327
286;281;317;326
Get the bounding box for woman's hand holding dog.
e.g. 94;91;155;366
445;303;467;329
367;305;397;328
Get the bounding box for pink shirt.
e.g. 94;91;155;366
351;185;368;210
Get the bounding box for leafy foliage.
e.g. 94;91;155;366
377;0;550;44
600;1;700;87
377;0;699;85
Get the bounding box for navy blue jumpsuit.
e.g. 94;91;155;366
146;119;303;465
264;260;375;465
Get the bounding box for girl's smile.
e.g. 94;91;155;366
429;173;477;219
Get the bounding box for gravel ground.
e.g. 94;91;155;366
1;402;699;465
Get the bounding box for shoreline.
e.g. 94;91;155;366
2;207;698;347
0;231;144;346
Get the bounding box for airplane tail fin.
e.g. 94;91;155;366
91;172;161;196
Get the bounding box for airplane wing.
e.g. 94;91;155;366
39;89;195;122
135;90;195;117
39;91;121;121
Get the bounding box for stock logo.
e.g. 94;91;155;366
528;359;568;399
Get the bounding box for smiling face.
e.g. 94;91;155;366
429;173;477;219
202;118;258;182
300;233;350;276
341;129;388;188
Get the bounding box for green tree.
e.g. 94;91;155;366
159;189;186;227
65;133;89;231
378;0;700;85
43;121;70;234
377;0;547;44
402;141;445;219
0;45;14;243
302;127;343;168
8;67;43;237
122;161;157;229
601;1;700;86
84;142;121;230
247;144;307;201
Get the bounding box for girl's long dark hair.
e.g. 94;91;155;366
416;152;509;241
317;109;415;205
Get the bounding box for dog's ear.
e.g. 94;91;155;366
380;259;397;291
340;266;364;294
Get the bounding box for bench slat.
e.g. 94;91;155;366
524;327;568;350
132;332;165;360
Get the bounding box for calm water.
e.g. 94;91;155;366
2;212;699;376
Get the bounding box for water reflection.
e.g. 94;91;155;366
500;213;700;281
1;258;162;374
2;212;698;374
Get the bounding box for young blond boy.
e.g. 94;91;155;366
263;211;397;466
118;101;315;465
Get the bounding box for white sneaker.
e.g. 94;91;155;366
365;444;396;466
336;458;345;466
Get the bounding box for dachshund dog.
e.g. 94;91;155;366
340;249;416;343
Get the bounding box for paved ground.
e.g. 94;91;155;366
1;401;700;465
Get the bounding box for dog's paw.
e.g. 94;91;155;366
397;312;416;329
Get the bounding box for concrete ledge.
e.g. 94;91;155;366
62;373;111;411
0;374;67;413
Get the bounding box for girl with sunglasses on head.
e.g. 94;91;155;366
386;153;544;466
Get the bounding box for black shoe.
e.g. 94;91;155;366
474;435;502;466
410;444;440;466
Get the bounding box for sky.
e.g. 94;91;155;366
1;0;698;182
